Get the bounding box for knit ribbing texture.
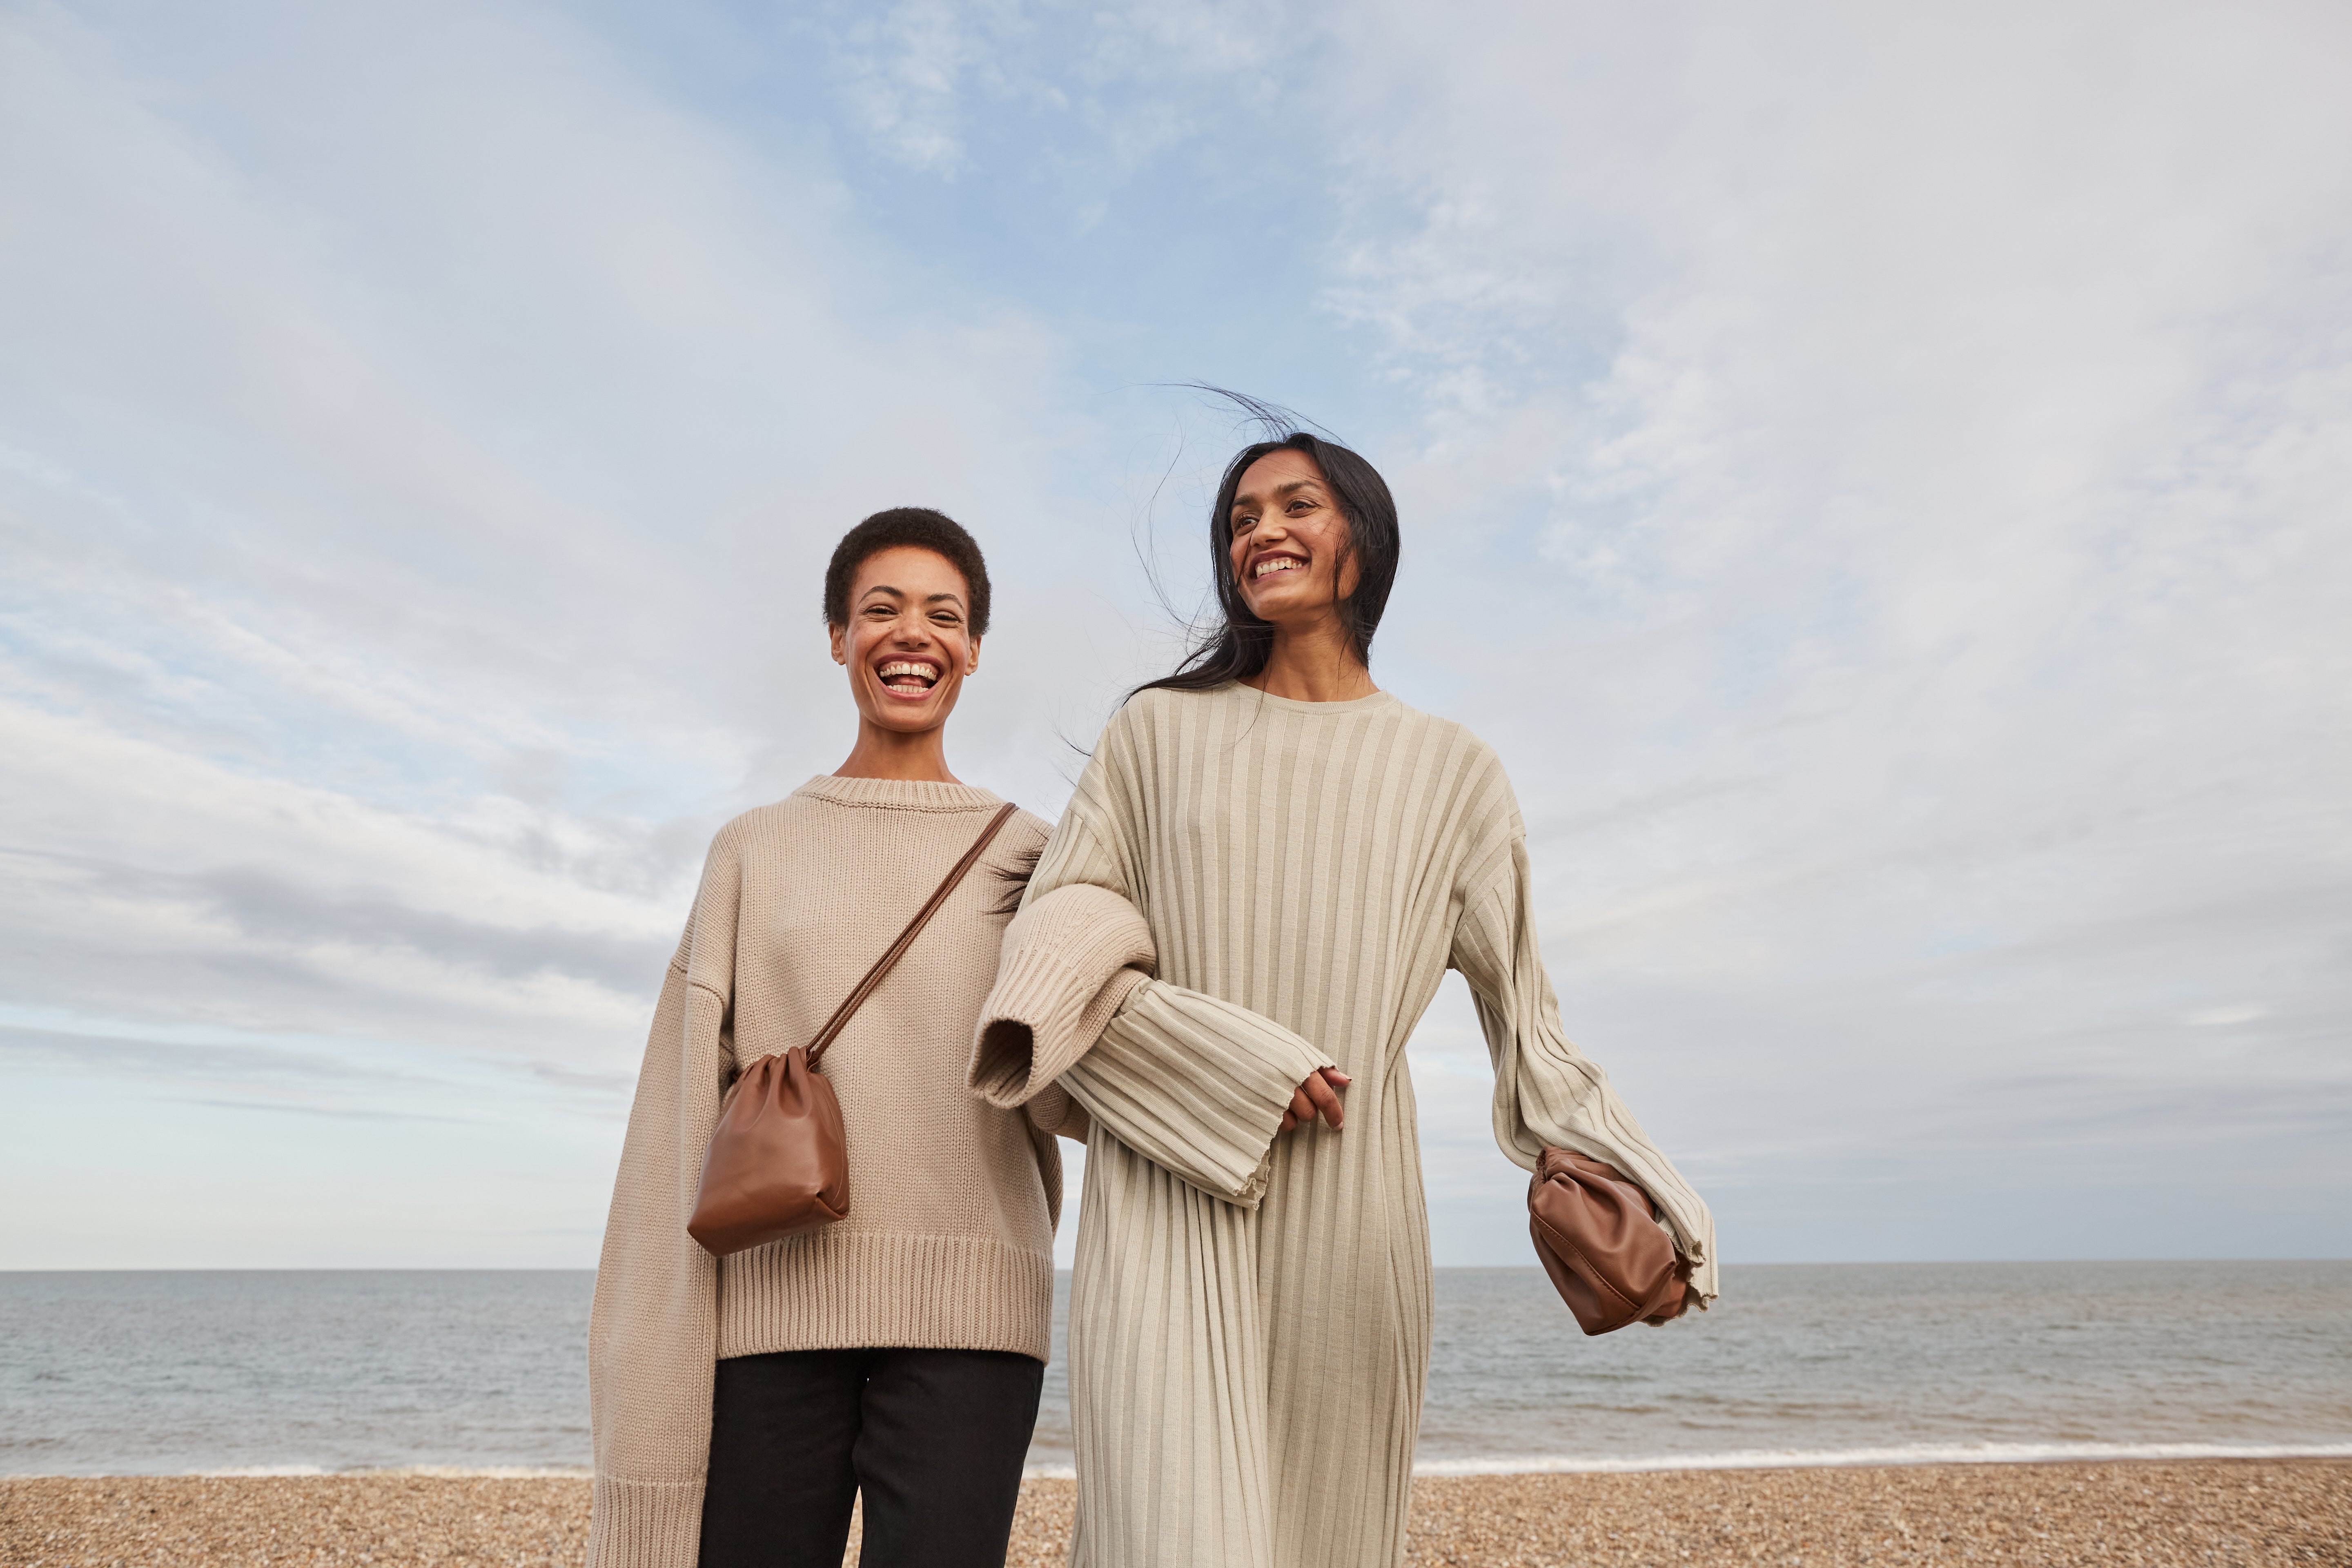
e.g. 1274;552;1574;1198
587;775;1057;1568
1027;683;1717;1568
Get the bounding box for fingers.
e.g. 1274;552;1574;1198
1300;1071;1345;1130
1280;1069;1351;1136
1278;1085;1314;1134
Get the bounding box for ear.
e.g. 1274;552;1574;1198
828;621;847;666
966;635;981;676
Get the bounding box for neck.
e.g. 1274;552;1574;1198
1245;618;1378;703
834;721;962;784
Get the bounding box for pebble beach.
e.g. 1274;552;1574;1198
4;1459;2345;1567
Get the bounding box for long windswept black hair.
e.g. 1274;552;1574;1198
1132;392;1401;699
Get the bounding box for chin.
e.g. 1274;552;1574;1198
868;684;953;728
1247;588;1318;619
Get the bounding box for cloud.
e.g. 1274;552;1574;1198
0;4;1094;1249
0;1022;416;1085
0;704;677;1058
831;1;983;172
0;0;1191;1266
0;1021;505;1124
175;1098;477;1123
1308;0;2352;1258
2;0;2344;1265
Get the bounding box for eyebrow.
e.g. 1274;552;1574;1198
1232;479;1318;512
859;585;966;608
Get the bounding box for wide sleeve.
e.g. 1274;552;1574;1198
1066;976;1334;1206
586;842;739;1568
1450;828;1719;1306
974;742;1333;1207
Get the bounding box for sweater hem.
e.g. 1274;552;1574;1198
717;1229;1054;1363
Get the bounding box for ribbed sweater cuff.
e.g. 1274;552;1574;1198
970;951;1091;1105
589;1475;703;1568
971;886;1155;1106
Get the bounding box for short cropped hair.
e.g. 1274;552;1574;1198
822;508;992;637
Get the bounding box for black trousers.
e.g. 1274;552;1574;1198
697;1347;1043;1568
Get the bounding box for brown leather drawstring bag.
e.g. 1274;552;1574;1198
1528;1147;1688;1334
687;802;1017;1258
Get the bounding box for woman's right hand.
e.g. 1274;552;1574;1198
1279;1067;1350;1133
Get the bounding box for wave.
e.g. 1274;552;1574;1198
1021;1439;2352;1479
1406;1439;2352;1475
192;1465;592;1479
25;1443;2352;1481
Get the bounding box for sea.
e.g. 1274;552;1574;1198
4;1263;2349;1477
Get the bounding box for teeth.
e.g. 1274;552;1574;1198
878;661;939;689
1254;558;1302;578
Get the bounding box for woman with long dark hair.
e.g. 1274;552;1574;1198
970;425;1717;1567
590;509;1079;1568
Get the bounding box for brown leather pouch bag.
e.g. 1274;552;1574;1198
1528;1147;1687;1334
687;802;1016;1257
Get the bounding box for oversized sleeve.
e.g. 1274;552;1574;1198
1450;810;1719;1307
1067;978;1334;1207
972;726;1332;1207
586;837;739;1568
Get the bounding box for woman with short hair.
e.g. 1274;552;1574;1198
588;508;1078;1568
971;430;1718;1568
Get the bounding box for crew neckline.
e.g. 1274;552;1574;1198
1216;682;1399;715
793;774;1008;811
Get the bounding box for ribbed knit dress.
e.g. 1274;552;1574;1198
975;682;1717;1568
587;776;1067;1568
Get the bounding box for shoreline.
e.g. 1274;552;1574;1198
6;1457;2346;1567
14;1437;2352;1481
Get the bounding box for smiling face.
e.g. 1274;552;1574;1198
1227;447;1361;630
828;545;978;737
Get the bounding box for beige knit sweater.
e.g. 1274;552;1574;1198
970;683;1716;1568
586;775;1066;1568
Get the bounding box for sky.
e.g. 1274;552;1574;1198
2;0;2346;1270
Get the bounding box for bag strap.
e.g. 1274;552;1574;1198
805;801;1019;1069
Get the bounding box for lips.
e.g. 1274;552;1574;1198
876;659;941;697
